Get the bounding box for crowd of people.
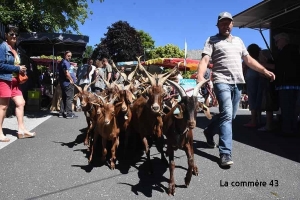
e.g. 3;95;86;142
242;34;300;134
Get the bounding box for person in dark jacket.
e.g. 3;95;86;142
273;32;300;135
58;51;77;119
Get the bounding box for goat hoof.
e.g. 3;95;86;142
193;166;199;176
168;186;175;196
184;177;191;187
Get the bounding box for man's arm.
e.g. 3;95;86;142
107;72;112;82
106;64;113;82
197;54;210;83
64;70;74;84
242;55;275;81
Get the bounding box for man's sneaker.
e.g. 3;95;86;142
203;129;216;148
66;113;78;119
220;154;234;166
58;113;64;118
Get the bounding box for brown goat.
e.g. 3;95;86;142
74;81;99;147
89;95;121;170
163;79;211;196
114;85;136;157
127;57;178;173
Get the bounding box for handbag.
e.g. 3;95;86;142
17;73;28;84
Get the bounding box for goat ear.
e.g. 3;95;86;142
174;105;183;119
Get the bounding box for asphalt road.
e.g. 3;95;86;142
0;108;299;200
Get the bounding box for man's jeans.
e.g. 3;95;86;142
205;83;242;155
60;83;74;115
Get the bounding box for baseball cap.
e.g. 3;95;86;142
218;12;233;21
273;32;289;41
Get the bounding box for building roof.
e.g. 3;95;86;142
233;0;300;31
186;49;203;60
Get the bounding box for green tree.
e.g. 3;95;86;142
83;45;94;58
151;44;185;59
93;20;143;62
137;30;155;49
0;0;104;33
137;30;155;60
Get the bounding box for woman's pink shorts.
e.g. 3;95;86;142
0;78;23;98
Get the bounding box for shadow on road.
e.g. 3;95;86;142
232;114;300;163
2;128;17;137
196;112;300;163
118;157;168;197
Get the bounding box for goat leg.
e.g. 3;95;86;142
184;143;194;187
123;130;130;159
110;136;119;170
189;132;198;176
85;121;94;148
88;132;99;164
167;146;176;196
101;138;107;163
142;137;153;174
84;117;91;146
156;135;168;166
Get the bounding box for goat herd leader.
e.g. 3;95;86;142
74;56;212;196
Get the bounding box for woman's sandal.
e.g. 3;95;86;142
0;137;10;142
17;131;36;139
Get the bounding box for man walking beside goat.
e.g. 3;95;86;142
197;12;275;166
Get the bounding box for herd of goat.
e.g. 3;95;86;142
73;56;212;196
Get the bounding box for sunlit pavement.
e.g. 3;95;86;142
0;108;299;199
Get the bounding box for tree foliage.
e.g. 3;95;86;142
150;44;184;59
83;45;94;58
0;0;104;33
137;30;155;50
92;20;143;62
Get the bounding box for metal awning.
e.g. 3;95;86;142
233;0;300;31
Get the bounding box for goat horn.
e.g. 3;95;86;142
91;102;101;107
84;79;97;91
74;84;83;93
109;95;118;104
157;62;180;85
158;61;180;79
97;94;106;104
116;83;123;90
166;79;187;97
111;61;117;69
128;61;139;81
158;69;176;86
137;55;156;86
193;79;210;97
103;78;111;88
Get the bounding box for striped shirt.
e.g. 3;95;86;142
202;34;249;84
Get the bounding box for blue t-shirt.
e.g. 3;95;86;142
58;59;76;87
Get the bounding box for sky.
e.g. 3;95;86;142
78;0;270;51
